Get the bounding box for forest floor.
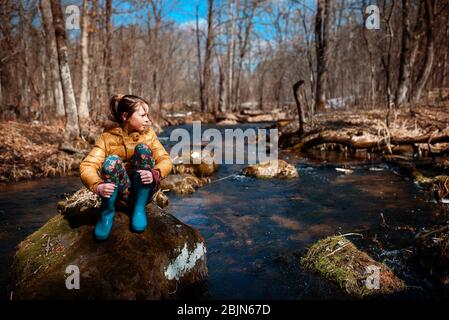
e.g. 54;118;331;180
0;120;101;183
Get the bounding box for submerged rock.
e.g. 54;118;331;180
301;235;406;298
161;174;211;195
242;159;298;179
10;188;207;300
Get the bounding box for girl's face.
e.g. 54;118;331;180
123;104;150;134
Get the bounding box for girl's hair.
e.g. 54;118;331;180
109;94;150;126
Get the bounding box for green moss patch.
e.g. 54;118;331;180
301;235;406;298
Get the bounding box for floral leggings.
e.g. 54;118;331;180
99;143;158;203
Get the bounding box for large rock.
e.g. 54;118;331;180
10;188;207;300
241;159;298;179
161;174;211;195
301;236;406;298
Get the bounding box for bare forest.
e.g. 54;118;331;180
2;0;449;301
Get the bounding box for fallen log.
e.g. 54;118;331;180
292;130;449;154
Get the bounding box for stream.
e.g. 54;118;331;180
1;123;448;299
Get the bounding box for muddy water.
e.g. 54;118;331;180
1;123;448;299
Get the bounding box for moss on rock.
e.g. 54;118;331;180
301;235;406;298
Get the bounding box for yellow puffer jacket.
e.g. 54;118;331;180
80;126;173;193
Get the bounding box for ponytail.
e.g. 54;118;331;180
108;94;149;126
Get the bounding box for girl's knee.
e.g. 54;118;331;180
102;155;124;174
135;143;152;155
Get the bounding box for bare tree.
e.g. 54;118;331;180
380;0;396;127
104;0;113;96
413;0;435;103
50;0;79;138
39;0;65;120
197;0;215;113
314;0;330;112
395;0;411;107
234;0;258;110
79;0;90;124
227;0;236;111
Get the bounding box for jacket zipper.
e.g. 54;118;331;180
122;136;128;162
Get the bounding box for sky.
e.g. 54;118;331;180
111;0;208;27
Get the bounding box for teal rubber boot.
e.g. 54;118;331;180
131;171;151;232
94;187;118;240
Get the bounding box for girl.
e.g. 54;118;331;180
80;94;173;240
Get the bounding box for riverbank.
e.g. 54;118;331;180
0;121;89;183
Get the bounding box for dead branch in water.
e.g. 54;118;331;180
293;80;305;138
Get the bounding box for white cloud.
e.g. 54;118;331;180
178;18;207;33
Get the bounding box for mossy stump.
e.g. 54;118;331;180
10;188;207;300
301;236;406;298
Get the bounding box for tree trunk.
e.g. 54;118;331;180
380;0;396;127
234;0;257;111
201;0;215;113
216;52;226;113
104;0;113;95
314;0;330;113
40;0;65;120
89;0;100;120
395;0;411;108
79;0;90;123
195;6;204;113
413;0;435;103
50;0;80;139
227;0;235;111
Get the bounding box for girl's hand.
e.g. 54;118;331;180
96;183;117;198
137;170;154;184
